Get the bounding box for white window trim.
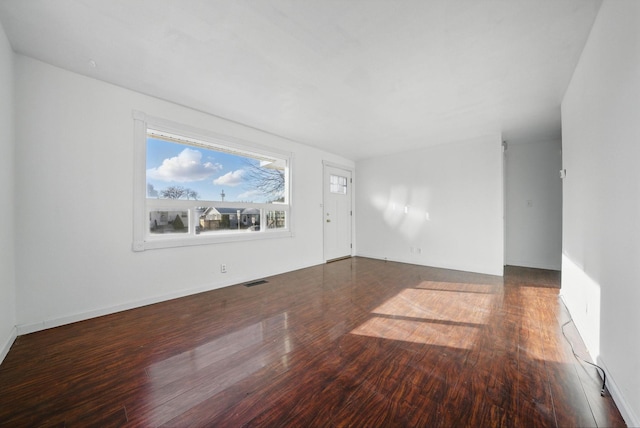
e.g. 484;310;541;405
132;111;294;251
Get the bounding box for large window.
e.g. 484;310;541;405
133;112;292;250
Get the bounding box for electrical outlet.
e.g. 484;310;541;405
220;264;227;273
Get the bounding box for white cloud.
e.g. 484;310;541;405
237;189;263;201
213;169;245;187
147;148;222;182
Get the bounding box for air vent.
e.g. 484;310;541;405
245;279;268;287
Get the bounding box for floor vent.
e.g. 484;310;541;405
245;280;268;287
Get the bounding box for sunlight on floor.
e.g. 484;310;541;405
350;285;496;349
416;280;498;294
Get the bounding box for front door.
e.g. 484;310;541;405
323;164;352;261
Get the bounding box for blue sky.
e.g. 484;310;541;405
146;138;270;202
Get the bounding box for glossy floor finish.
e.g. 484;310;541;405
0;258;625;427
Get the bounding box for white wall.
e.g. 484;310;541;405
561;1;640;425
14;55;353;333
355;135;504;276
0;20;16;363
505;140;562;270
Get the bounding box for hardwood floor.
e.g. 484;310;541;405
0;257;625;427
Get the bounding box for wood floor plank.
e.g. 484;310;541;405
0;258;627;427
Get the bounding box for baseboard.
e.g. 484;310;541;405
597;356;640;427
505;258;561;271
16;260;322;336
0;326;17;365
16;277;247;335
355;253;503;277
561;295;639;427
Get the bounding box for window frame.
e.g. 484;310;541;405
132;111;293;251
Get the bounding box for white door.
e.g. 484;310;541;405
323;164;352;261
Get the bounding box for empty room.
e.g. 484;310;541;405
0;1;638;426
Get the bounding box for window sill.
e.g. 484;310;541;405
133;229;293;251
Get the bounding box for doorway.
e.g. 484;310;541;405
323;163;353;261
504;140;563;270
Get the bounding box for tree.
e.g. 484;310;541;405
186;189;199;200
243;161;285;202
160;185;199;200
172;214;185;230
147;183;159;197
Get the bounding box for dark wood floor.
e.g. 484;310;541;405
0;257;625;427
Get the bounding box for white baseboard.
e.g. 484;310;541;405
505;258;561;271
597;356;640;427
355;253;503;277
16;278;244;335
16;260;322;336
561;295;639;427
0;326;17;365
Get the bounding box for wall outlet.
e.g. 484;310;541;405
220;264;227;273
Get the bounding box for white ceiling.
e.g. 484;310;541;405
0;0;601;160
